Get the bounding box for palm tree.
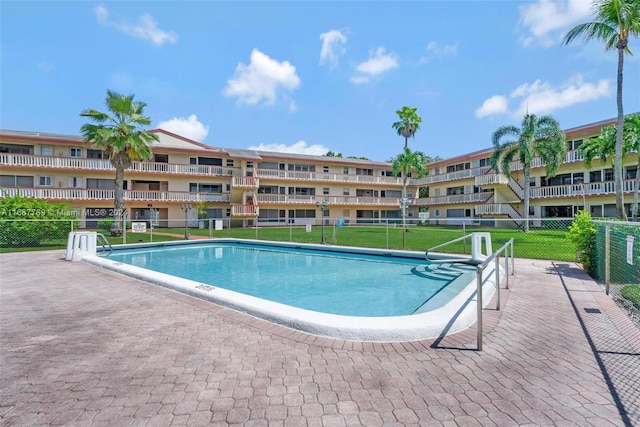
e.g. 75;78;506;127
563;0;640;220
80;90;159;236
392;106;422;148
581;113;640;220
490;114;566;232
392;147;428;248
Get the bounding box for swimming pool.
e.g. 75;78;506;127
83;239;500;341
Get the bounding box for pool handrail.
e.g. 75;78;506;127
474;237;514;351
425;234;483;265
96;232;113;256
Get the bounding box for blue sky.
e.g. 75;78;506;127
1;1;639;162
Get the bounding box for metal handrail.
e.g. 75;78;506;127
425;234;475;264
96;233;113;256
475;238;514;351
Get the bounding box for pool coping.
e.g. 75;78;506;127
83;238;500;342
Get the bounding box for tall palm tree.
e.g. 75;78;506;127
490;114;566;232
563;0;640;220
392;106;422;148
80;90;159;236
392;147;428;248
582;113;640;220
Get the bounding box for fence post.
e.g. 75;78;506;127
495;253;500;311
504;245;509;289
605;221;611;295
463;220;467;254
123;210;127;245
209;218;213;239
477;265;483;351
386;220;389;249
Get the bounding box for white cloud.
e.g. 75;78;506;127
157;114;209;142
319;29;348;71
519;0;592;47
475;95;509;118
351;46;398;84
475;75;612;119
248;140;328;155
94;4;177;47
426;41;458;57
224;48;301;106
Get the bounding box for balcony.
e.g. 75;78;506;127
414;166;491;186
231;204;258;216
414;192;492;206
0;187;231;203
529;179;636;199
256;169;403;185
255;194;402;206
232;176;259;188
0;154;240;176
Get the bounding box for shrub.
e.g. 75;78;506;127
0;191;78;247
567;210;596;273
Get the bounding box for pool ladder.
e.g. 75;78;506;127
96;233;113;256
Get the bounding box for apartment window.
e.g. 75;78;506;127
226;159;235;167
87;149;104;159
604;168;614;181
288;164;315;172
434;209;441;217
289;187;315;196
446;186;465;195
625;166;637;179
434;168;440;175
479;158;490;167
343;209;350;217
356;168;373;176
343;188;350;196
529;178;536;187
226;184;231;192
38;176;52;186
323;187;330;195
323;166;329;173
40;145;53;156
529;206;535;216
573;173;584;184
590;170;602;182
0;143;33;154
446;162;470;172
153;154;168;163
70;148;82;158
0;175;34;187
226;209;231;217
68;177;82;188
343;167;349;174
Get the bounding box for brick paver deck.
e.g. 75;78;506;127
1;251;638;426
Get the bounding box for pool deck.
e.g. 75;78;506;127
1;251;639;426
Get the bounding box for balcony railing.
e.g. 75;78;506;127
474;203;522;218
414;166;491;186
0;154;240;176
256;169;403;185
255;194;402;206
0;187;230;203
529;179;636;199
233;176;259;188
414;192;492;206
231;204;258;216
475;173;508;186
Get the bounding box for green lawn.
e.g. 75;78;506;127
159;224;575;261
0;224;574;260
620;284;640;309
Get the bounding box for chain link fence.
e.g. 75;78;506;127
591;220;640;327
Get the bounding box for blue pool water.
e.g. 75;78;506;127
106;242;475;317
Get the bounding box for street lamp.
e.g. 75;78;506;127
316;200;329;244
180;203;192;240
399;196;412;249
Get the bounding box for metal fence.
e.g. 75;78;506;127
591;220;640;326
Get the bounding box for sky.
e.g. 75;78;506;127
1;1;639;163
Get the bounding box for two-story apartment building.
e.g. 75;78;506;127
0;116;638;228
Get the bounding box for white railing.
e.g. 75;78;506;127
255;194;401;206
475;173;508;186
256;169;403;185
415;192;492;206
529;179;636;199
474;203;522;218
0;187;230;202
233;176;259;187
231;204;258;216
0;154;241;176
414;166;491;186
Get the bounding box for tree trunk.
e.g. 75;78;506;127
614;46;627;220
523;165;530;232
112;167;125;237
633;156;640;221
